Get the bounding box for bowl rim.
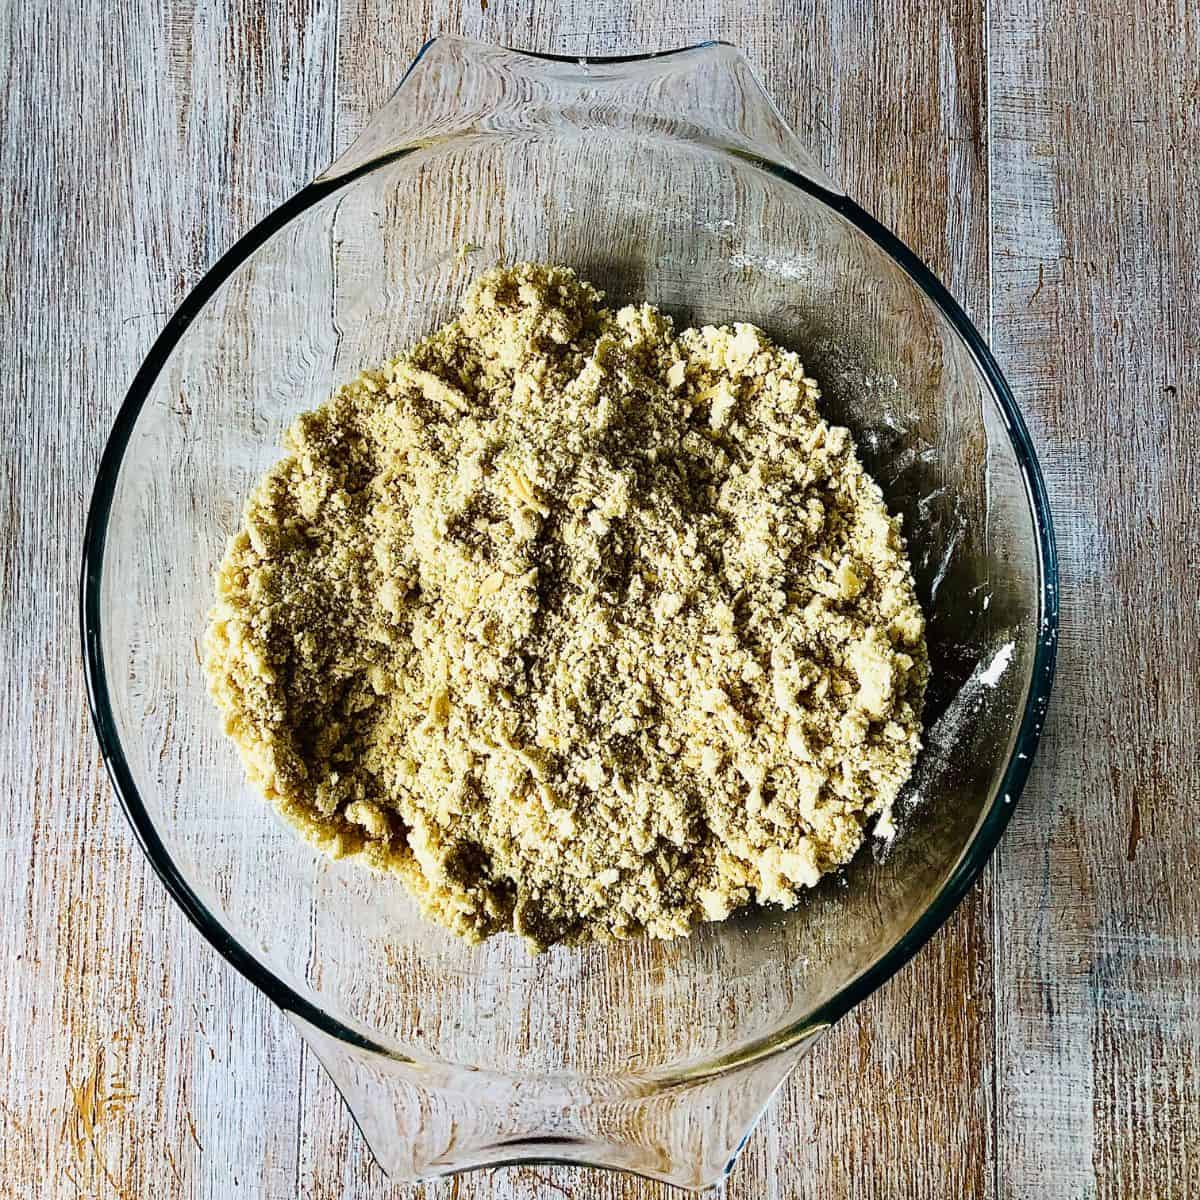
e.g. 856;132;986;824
79;45;1059;1081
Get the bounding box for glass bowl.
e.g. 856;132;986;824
81;38;1058;1191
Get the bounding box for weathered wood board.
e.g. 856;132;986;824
2;1;1195;1196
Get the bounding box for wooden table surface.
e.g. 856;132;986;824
5;1;1198;1196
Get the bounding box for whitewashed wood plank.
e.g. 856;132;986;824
989;1;1200;1196
0;3;337;1197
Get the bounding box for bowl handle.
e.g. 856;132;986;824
289;1011;827;1189
316;35;842;198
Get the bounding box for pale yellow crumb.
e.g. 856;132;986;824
204;262;928;951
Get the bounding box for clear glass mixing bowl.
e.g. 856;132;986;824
81;38;1058;1191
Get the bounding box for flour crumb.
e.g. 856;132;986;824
204;263;929;950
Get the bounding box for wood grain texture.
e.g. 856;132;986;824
989;2;1200;1197
1;0;1195;1197
2;3;337;1198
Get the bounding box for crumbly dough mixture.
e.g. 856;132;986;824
205;263;928;950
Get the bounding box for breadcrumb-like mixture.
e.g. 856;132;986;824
204;263;928;950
